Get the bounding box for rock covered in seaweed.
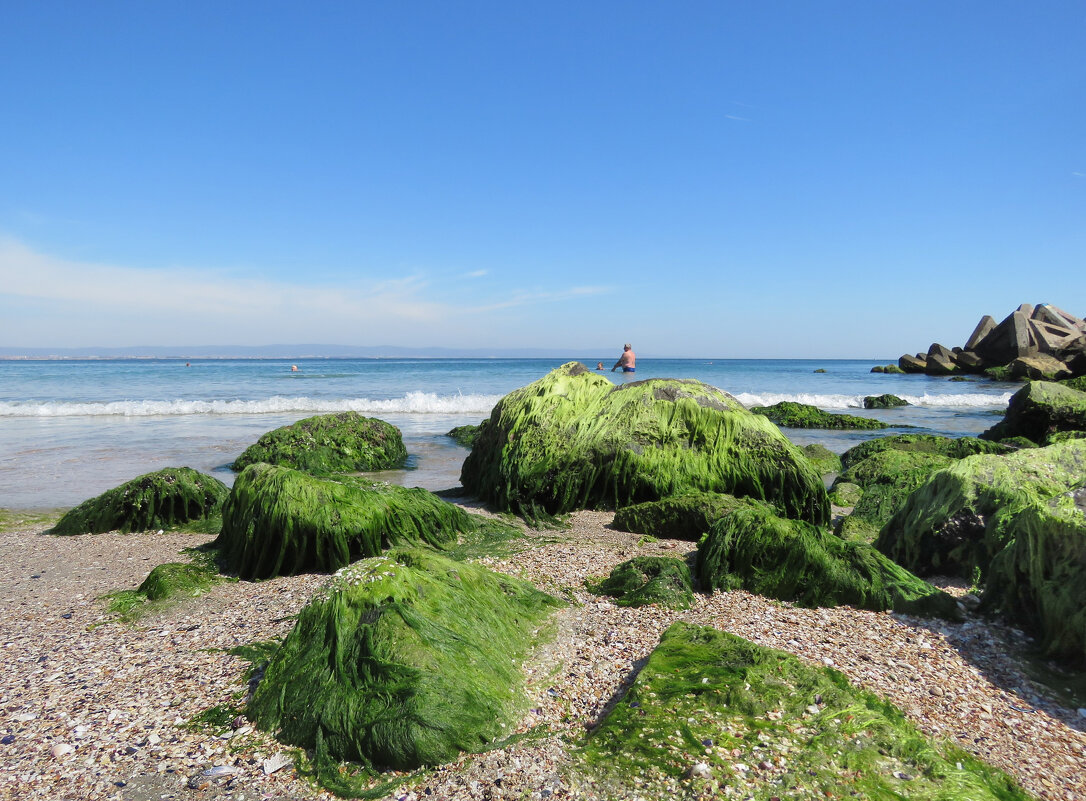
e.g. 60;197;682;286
576;622;1031;799
750;400;889;430
590;556;695;609
232;412;407;475
460;362;830;525
863;393;908;409
217;464;481;579
980;380;1086;445
247;548;563;772
876;439;1086;579
613;492;769;542
839;433;1011;471
696;504;959;619
49;467;229;535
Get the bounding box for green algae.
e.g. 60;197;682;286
588;556;695;609
981;381;1086;444
217;464;491;580
232;412;408;475
574;621;1031;800
801;443;842;475
697;505;959;619
828;481;862;508
105;548;223;622
0;509;60;533
446;422;484;448
840;434;1011;471
613;493;769;542
750;401;889;430
247;547;564;779
871;363;906;373
863;393;909;409
461;362;829;525
49;468;229;536
876;439;1086;579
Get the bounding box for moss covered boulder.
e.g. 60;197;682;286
460;362;829;524
49;467;229;535
697;505;959;618
840;433;1011;471
750;401;889;430
576;622;1031;799
589;556;695;609
217;464;483;579
247;548;563;773
863;393;909;409
613;492;768;542
981;490;1086;665
233;412;407;475
446;422;484;448
981;381;1086;445
801;442;842;474
876;439;1086;578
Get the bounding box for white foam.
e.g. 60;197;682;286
0;392;503;418
733;392;1012;410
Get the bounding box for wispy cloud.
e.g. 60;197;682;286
725;114;750;122
463;269;488;278
467;285;611;312
1073;171;1085;178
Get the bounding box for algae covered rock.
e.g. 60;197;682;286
876;439;1086;578
840;433;1010;471
697;505;959;618
49;467;229;535
576;621;1030;799
981;489;1086;665
613;492;767;542
460;362;829;525
247;548;563;772
217;464;481;579
828;481;862;507
589;556;695;609
801;442;842;474
233;412;407;475
863;393;909;409
750;401;889;430
981;381;1086;444
446;422;484;448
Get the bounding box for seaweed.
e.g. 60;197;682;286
613;493;770;542
588;556;695;609
750;401;889;430
840;434;1011;471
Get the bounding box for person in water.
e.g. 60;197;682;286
596;362;604;370
611;343;636;373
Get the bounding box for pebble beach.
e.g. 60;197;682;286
2;506;1084;801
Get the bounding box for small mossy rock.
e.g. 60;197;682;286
981;381;1086;444
876;439;1086;579
233;412;407;475
49;467;229;535
590;556;694;609
576;621;1031;799
446;422;485;448
871;363;906;374
984;365;1022;382
750;401;888;430
832;450;956;543
835;514;882;544
696;505;959;618
137;562;216;601
247;548;563;772
1047;430;1086;445
981;490;1086;665
828;481;862;508
612;493;768;542
840;434;1011;471
801;443;842;475
217;464;478;579
863;393;908;409
460;363;829;525
1061;375;1086;393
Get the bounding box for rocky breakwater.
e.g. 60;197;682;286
898;302;1086;379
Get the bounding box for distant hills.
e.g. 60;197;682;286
0;344;612;360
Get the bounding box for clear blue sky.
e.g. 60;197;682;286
1;1;1083;357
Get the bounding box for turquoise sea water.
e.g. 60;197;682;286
0;357;1017;510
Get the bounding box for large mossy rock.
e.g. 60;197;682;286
831;450;956;544
876;439;1086;578
590;556;695;609
696;505;959;618
840;434;1011;471
801;442;842;475
247;548;563;772
217;464;481;579
863;393;908;409
460;363;829;525
232;412;407;475
612;492;767;542
981;381;1086;445
49;467;229;535
750;401;888;430
981;490;1086;665
576;622;1031;799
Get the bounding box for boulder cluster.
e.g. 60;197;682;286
898;302;1086;379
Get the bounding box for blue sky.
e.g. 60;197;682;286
1;1;1083;357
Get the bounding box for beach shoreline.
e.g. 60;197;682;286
1;507;1084;801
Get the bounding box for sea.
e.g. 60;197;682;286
0;357;1018;511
